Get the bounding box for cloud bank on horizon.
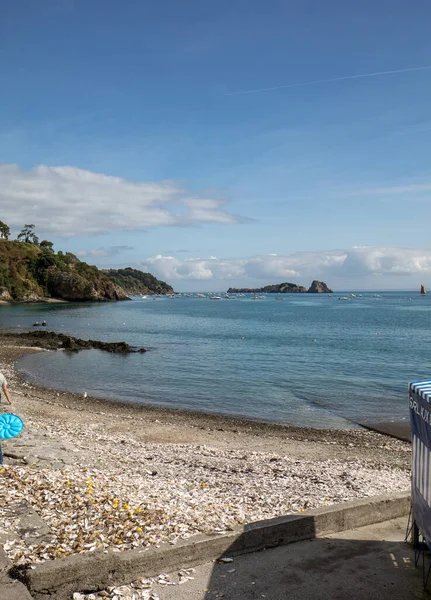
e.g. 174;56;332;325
2;162;431;290
140;247;431;289
0;164;239;235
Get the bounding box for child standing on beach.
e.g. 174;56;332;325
0;371;12;464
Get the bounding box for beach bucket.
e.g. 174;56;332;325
0;414;24;440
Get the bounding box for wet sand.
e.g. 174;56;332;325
356;421;411;443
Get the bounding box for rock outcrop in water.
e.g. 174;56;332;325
0;331;146;353
227;280;332;294
307;280;333;293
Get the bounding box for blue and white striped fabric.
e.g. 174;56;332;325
409;380;431;541
412;434;431;506
410;380;431;505
410;381;431;402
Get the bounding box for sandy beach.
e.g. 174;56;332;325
0;337;411;570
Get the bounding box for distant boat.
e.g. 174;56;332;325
141;295;148;299
209;296;222;300
421;284;427;295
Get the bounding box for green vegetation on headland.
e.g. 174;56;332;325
227;280;333;294
102;267;174;296
0;223;173;302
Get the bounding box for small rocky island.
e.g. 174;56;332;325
227;280;333;294
307;280;333;293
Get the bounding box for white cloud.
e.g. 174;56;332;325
337;246;431;276
140;253;301;282
142;255;215;280
140;247;431;285
0;164;240;236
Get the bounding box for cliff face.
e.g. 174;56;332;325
227;280;332;294
103;267;174;295
0;240;129;302
307;280;333;293
46;271;129;301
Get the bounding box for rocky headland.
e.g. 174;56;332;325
102;267;174;296
0;238;173;303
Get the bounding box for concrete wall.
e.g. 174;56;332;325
21;491;410;600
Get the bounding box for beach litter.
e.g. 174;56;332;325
218;557;233;563
72;570;195;599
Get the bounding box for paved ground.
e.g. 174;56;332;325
0;547;33;600
150;517;426;600
0;516;426;599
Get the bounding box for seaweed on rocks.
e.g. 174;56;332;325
0;330;146;353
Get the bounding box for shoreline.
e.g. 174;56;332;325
1;331;410;442
17;366;412;442
0;339;412;568
0;297;70;305
2;343;405;451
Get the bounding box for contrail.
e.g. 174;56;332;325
225;65;431;96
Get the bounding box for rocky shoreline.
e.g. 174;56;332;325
0;339;411;575
0;331;146;353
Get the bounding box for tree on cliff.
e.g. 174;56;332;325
17;224;39;245
0;221;10;240
40;240;54;251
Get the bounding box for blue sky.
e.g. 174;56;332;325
1;0;431;290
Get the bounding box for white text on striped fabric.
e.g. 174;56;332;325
410;397;431;425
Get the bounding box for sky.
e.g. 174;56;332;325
1;0;431;291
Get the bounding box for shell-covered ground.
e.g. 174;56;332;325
0;412;410;566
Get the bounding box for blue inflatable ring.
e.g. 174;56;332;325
0;414;24;440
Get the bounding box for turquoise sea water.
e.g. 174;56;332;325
0;292;429;429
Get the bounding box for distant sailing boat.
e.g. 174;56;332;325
421;284;427;295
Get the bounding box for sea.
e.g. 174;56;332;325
0;292;429;430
